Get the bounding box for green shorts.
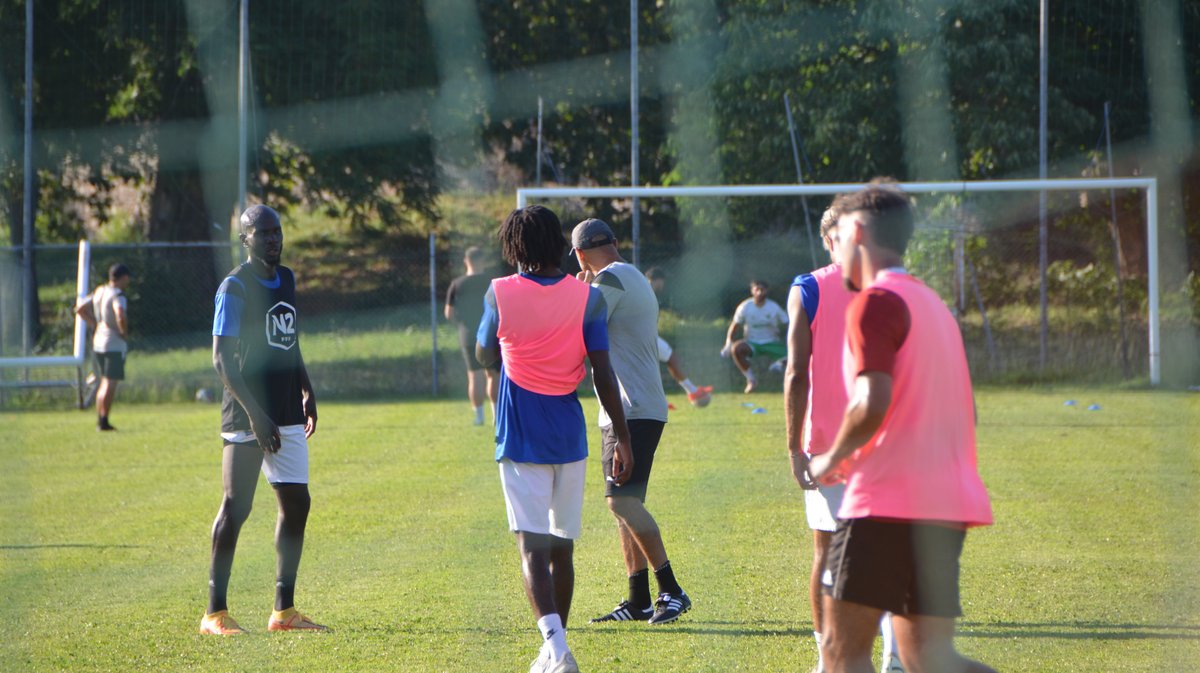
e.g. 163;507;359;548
748;341;787;360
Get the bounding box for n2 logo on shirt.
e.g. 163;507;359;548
265;301;298;350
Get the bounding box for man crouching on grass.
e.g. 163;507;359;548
476;205;633;673
807;183;996;673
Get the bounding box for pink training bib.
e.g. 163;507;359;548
838;272;993;527
493;274;590;396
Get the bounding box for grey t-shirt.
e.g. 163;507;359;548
592;261;668;426
91;284;127;354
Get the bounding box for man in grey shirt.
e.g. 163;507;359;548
572;218;692;626
76;263;131;431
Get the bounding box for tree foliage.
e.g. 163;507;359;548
0;0;1195;247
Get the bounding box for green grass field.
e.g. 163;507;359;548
2;388;1199;672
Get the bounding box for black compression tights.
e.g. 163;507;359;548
207;448;311;615
271;483;311;611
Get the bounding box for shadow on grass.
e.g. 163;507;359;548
958;620;1200;640
348;620;814;639
515;619;1200;642
0;543;148;550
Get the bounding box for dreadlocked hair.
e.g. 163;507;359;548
498;205;567;271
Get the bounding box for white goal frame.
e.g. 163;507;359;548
0;240;91;406
517;178;1161;385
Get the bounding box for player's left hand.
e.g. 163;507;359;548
303;395;317;438
807;452;844;486
789;451;817;490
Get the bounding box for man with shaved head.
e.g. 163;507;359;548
200;205;325;636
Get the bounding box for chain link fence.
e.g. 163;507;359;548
2;177;1194;409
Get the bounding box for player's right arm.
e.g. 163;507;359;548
809;372;892;485
213;337;280;454
474;284;500;369
74;289;97;329
722;303;744;354
212;277;280;454
784;282;815;489
443;281;457;322
808;288;909;485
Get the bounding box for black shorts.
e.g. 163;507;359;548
458;329;497;373
600;419;665;501
823;517;966;618
95;351;126;381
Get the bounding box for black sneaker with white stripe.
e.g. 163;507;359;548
590;600;654;623
647;590;691;625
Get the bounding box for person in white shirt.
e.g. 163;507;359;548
76;263;132;431
722;279;788;393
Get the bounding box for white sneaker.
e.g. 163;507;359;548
545;651;580;673
529;648;550;673
768;357;786;373
881;655;905;673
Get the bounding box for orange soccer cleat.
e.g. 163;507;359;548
267;607;329;632
199;610;247;636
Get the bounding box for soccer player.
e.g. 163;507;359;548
76;263;132;431
445;245;499;425
475;205;633;673
722;279;789;393
200;205;326;636
571;219;692;626
786;207;902;673
645;267;712;408
807;185;995;673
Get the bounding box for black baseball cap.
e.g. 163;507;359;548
571;218;616;250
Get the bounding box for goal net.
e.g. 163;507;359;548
518;178;1164;386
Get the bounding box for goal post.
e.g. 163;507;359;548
0;240;91;407
517;177;1161;385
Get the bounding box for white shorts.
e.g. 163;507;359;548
805;480;846;532
498;458;586;539
222;424;310;485
656;336;672;363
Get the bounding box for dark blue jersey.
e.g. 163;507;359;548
213;263;306;432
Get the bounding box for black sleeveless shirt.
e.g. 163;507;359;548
217;263;305;432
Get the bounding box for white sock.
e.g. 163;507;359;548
879;612;897;658
814;630;824;670
537;614;568;660
678;378;698;394
743;369;757;384
473;405;484;423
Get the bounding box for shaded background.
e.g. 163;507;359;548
0;0;1198;403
